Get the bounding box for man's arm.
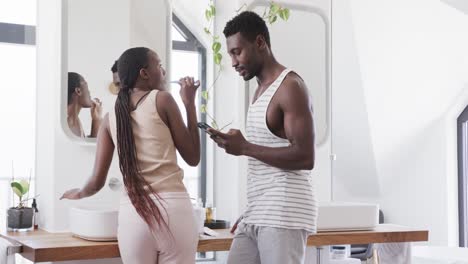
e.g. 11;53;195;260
210;76;315;170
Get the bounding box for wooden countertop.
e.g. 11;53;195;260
1;224;428;263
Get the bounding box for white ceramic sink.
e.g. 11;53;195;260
317;202;379;231
70;206;118;241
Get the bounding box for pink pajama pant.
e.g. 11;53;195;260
118;192;199;264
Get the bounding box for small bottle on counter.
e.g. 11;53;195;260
205;203;216;223
32;198;39;230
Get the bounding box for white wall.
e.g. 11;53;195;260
129;0;170;69
210;0;245;223
171;0;211;47
332;0;468;246
331;0;380;202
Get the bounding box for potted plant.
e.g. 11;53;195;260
7;179;34;231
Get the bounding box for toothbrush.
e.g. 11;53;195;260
169;80;201;85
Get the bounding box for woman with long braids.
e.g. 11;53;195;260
61;47;201;263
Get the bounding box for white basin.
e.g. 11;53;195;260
317;202;379;231
70;206;118;241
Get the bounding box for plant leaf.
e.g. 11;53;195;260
202;91;209;100
279;9;285;20
11;182;23;198
20;180;29;195
270;3;280;14
212;42;221;53
210;121;218;129
214;53;222;65
269;15;277;24
210;5;216;16
204;27;211;34
201;104;207;113
283;8;290;20
205;9;212;20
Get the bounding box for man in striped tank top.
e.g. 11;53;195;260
208;11;317;264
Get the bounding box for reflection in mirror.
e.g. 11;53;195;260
65;0;170;140
67;72;102;138
109;60;120;95
248;5;329;146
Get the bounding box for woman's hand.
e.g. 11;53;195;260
60;188;82;200
91;98;102;121
179;76;200;106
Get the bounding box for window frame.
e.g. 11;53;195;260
0;22;37;196
171;14;208;204
0;18;38;264
458;107;468;247
0;22;35;45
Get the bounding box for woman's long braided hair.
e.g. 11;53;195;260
115;47;168;231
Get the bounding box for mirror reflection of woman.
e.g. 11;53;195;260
67;72;102;138
61;47;201;264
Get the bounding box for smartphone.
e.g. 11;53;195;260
197;122;216;136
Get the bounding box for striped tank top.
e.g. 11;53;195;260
243;69;318;233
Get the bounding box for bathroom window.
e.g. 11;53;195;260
171;14;207;203
458;106;468;247
0;1;36;264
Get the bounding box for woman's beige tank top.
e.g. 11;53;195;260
108;90;186;194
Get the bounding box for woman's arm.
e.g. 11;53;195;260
89;98;102;138
61;114;115;199
156;77;201;166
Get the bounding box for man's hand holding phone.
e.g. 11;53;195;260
205;126;249;156
197;122;217;137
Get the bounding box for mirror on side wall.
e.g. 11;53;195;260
248;4;330;146
63;0;170;142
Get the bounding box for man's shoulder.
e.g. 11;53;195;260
279;71;308;97
284;70;304;82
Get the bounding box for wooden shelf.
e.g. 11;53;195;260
0;224;428;263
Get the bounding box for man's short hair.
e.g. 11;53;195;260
223;11;271;48
111;60;118;73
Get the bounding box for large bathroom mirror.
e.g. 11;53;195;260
62;0;170;142
248;3;330;146
62;0;329;146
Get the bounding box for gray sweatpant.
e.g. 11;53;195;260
226;222;309;264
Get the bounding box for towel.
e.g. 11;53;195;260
0;237;16;264
375;242;412;264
